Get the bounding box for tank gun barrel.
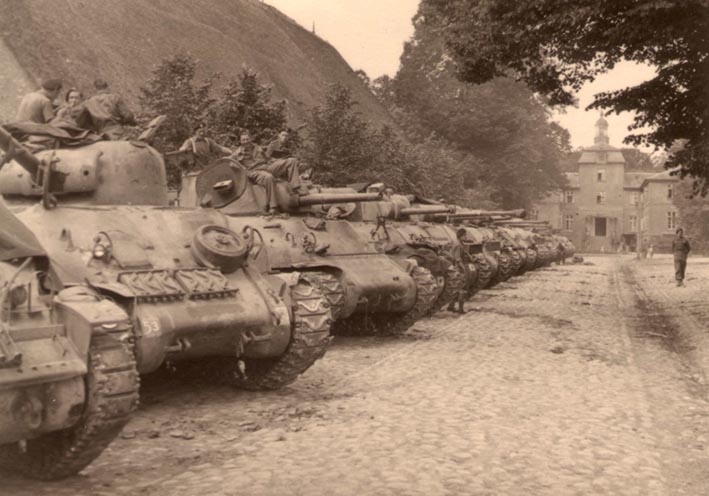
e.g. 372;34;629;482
297;191;382;206
0;126;40;177
399;205;455;216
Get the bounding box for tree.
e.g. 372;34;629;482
376;3;569;208
208;67;288;147
139;53;218;152
427;0;709;189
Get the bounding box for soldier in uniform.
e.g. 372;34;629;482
178;123;233;169
231;131;277;213
263;129;304;191
84;79;136;140
671;228;691;286
16;78;63;124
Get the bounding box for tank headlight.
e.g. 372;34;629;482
92;242;110;261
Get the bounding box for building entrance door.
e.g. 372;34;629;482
595;217;607;237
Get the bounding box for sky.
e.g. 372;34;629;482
265;0;656;151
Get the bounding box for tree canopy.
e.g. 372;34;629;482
426;0;709;189
372;3;569;208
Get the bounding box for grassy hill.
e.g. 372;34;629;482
0;0;393;127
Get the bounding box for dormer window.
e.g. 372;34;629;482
667;184;673;199
597;169;606;182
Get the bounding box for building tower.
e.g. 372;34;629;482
594;113;609;147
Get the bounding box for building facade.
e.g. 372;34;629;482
533;117;678;253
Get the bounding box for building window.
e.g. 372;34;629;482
564;190;574;204
597;169;606;182
629;215;637;231
667;211;677;230
596;192;606;204
595;217;607;237
529;208;539;220
667;184;673;199
564;214;573;231
630;192;639;205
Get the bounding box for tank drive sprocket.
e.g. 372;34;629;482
0;331;140;480
221;276;333;391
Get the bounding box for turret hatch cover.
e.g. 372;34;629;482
196;159;248;208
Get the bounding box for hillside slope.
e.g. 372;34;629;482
0;0;393;127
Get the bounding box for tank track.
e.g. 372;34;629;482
464;262;480;299
472;254;493;291
302;271;346;320
0;330;140;480
493;252;514;284
525;248;538;271
430;262;466;313
338;265;439;336
228;276;332;391
508;250;523;276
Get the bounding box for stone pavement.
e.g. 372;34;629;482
4;256;709;495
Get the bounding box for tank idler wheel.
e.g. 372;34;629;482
226;277;333;391
0;332;140;480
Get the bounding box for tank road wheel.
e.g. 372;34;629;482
0;333;139;481
473;255;493;291
229;277;332;391
430;262;466;314
302;272;346;320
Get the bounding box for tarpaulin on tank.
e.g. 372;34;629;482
0;197;45;261
3;122;102;150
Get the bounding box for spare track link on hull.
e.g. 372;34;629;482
337;265;438;337
228;276;332;391
0;331;140;480
302;272;346;320
430;263;466;314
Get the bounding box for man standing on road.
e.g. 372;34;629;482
671;228;691;286
16;78;62;123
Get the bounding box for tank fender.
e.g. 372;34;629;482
54;286;132;359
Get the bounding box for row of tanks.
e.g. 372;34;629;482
0;125;573;479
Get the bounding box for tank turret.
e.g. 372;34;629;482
0;125;168;207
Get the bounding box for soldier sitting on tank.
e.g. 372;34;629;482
16;78;63;124
241;130;305;193
228;131;279;213
83;79;136;140
179;122;233;170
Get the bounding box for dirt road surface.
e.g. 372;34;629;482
4;255;709;495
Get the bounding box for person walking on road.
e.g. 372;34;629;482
671;228;691;286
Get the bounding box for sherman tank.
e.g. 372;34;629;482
181;160;438;336
0;198;139;480
306;184;467;314
0;126;332;395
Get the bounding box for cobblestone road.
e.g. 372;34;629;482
5;255;709;495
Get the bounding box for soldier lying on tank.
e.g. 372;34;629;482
179;122;233;170
83;79;136;140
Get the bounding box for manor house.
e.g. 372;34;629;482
533;116;678;253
